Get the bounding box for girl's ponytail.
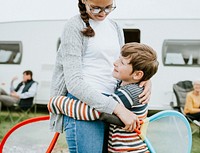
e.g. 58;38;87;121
78;0;95;37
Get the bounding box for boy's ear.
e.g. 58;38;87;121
132;70;144;81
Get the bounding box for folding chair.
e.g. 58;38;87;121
6;96;36;124
5;82;39;124
170;80;200;135
0;115;60;153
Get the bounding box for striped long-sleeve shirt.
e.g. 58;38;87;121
108;83;149;153
48;82;149;152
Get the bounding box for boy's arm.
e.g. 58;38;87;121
99;112;125;127
47;96;100;121
47;95;126;127
99;88;135;127
47;84;146;126
47;84;140;122
100;85;147;126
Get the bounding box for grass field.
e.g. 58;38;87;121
0;107;69;153
0;108;200;153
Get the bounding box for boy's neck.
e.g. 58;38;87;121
121;80;139;86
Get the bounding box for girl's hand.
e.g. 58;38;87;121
139;80;152;104
114;104;140;132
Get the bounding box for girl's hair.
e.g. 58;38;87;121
78;0;95;37
121;42;159;82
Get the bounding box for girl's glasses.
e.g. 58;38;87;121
85;1;116;15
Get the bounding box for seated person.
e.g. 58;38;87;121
48;42;159;152
184;79;200;121
0;70;38;109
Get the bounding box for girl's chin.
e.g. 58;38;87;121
95;15;106;21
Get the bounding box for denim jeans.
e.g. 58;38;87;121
64;116;105;153
63;93;106;153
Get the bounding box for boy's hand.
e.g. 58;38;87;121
114;104;140;132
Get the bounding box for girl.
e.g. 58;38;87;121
50;0;151;152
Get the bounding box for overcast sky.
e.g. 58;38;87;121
0;0;200;22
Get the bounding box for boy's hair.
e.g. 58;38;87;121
121;42;159;82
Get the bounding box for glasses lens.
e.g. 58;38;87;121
104;8;112;13
91;8;101;14
88;3;116;15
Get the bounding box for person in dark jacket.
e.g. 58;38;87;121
0;70;38;108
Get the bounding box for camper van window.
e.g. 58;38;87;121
0;41;22;64
162;39;200;66
123;29;140;43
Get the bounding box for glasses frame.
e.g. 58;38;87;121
85;0;116;15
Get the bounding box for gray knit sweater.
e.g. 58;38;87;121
49;15;124;132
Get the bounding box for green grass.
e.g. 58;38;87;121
191;124;200;153
0;109;200;153
0;109;49;140
0;107;69;153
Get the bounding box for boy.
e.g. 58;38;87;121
48;42;159;152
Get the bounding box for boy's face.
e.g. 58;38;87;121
112;56;133;82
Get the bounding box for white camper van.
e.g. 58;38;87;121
1;0;200;110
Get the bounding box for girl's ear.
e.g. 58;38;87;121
132;70;144;81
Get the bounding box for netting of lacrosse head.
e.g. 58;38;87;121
144;110;192;153
1;117;55;153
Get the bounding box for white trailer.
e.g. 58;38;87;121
0;0;200;109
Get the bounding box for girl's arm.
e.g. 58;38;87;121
50;17;118;114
